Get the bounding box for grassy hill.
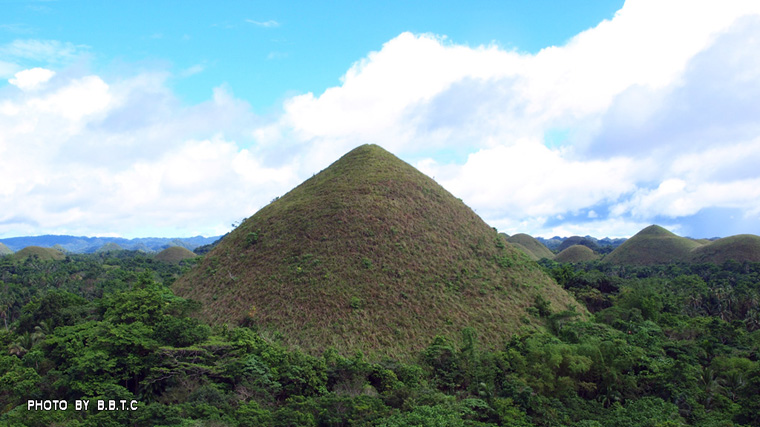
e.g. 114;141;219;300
506;233;554;260
156;246;197;264
95;242;123;253
557;236;600;253
174;144;580;359
602;225;703;265
554;245;599;263
0;243;12;256
11;246;65;262
690;234;760;264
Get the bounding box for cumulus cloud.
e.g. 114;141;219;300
4;0;760;238
8;67;56;90
253;0;760;237
0;69;300;238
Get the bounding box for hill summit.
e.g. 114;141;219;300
174;144;579;358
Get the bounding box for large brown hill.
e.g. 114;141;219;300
174;144;580;359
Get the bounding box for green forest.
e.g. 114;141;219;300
2;251;760;426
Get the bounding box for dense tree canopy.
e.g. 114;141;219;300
1;252;760;426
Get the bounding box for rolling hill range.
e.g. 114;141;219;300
174;144;581;359
0;235;219;253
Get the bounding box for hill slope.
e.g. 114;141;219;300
602;225;703;265
174;144;580;358
0;243;12;256
690;234;760;264
506;233;554;260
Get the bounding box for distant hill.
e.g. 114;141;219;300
11;246;65;262
554;245;599;263
0;235;220;253
95;242;123;253
155;246;197;264
557;236;600;253
602;225;703;265
0;243;12;256
174;144;581;359
506;233;554;260
690;234;760;264
536;235;626;252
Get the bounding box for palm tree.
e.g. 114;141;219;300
8;332;33;357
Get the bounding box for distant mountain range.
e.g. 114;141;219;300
0;234;221;254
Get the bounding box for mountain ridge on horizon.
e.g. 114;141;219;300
0;234;221;253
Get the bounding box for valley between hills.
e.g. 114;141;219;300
2;145;760;426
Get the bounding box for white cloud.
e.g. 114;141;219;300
8;67;56;91
253;0;760;237
0;39;87;63
0;70;301;238
245;19;280;28
4;0;760;238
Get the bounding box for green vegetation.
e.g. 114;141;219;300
11;246;65;262
174;144;580;359
506;234;554;260
554;245;599;263
155;246;198;265
2;247;760;425
602;225;703;265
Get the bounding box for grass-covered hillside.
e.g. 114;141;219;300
506;233;554;260
0;243;12;256
11;246;65;262
174;144;581;359
689;234;760;264
155;246;198;264
554;245;599;263
601;225;703;265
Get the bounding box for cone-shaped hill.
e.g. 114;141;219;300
0;243;13;256
690;234;760;264
557;236;600;253
156;246;197;264
554;245;599;263
505;233;554;261
174;144;580;359
96;242;123;253
602;225;703;265
11;246;65;262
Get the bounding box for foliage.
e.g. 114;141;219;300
3;243;760;425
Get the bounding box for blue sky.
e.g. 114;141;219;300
2;0;760;239
2;0;623;109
